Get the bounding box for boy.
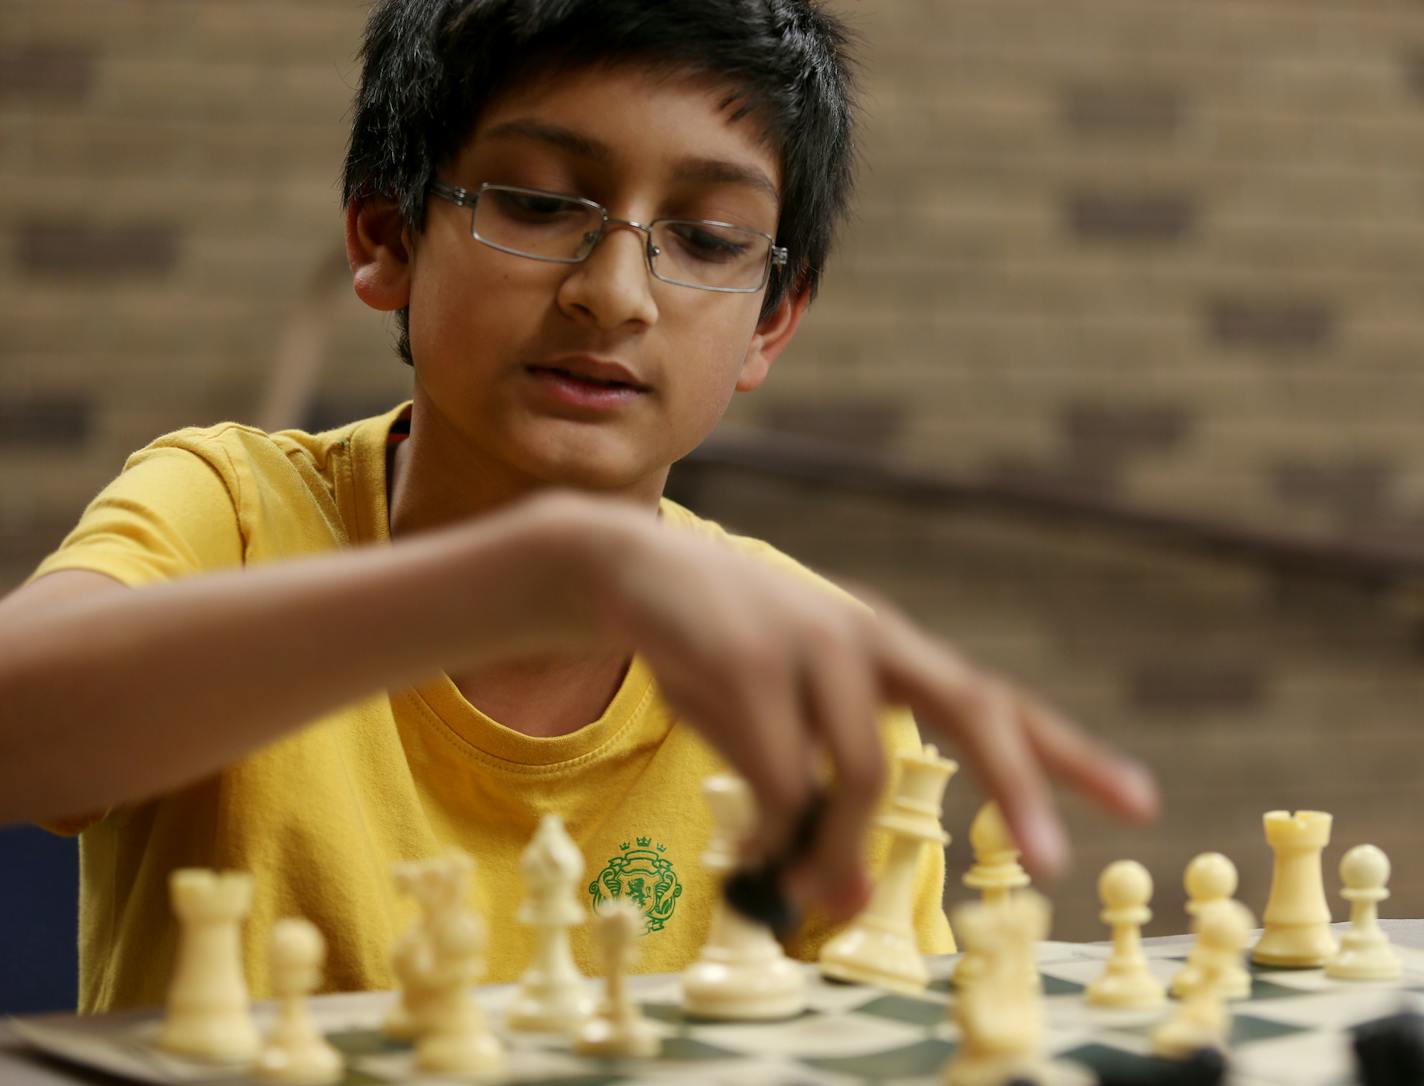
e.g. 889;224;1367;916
0;0;1156;1012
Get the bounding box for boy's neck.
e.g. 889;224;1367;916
385;406;649;737
448;654;633;738
385;402;668;538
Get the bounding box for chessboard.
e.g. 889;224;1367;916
11;934;1424;1086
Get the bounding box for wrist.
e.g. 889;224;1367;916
485;490;654;653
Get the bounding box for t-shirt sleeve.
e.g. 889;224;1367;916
27;440;245;837
28;441;245;588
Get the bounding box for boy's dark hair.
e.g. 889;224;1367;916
342;0;858;367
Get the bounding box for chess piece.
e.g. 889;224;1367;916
575;899;661;1057
819;745;957;994
387;851;503;1075
943;891;1052;1086
507;813;594;1031
1153;899;1253;1059
952;801;1034;991
255;918;342;1085
1252;810;1337;967
683;775;807;1018
1171;853;1249;1001
1086;860;1165;1009
1354;1010;1424;1086
158;868;261;1063
383;862;437;1041
963;801;1031;906
1326;844;1401;981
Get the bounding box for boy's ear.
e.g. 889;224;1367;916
736;286;812;392
345;197;413;312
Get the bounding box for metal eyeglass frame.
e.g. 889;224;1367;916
428;181;788;294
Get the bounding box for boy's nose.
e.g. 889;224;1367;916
557;225;659;331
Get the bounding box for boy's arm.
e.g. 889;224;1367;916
0;491;1156;922
0;494;603;827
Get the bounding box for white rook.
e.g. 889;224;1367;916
159;869;260;1063
1252;810;1337;968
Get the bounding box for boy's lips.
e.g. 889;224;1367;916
527;354;650;392
523;354;650;410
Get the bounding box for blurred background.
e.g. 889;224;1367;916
3;0;1424;1010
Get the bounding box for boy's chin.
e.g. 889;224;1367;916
519;443;670;497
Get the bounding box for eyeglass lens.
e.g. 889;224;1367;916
472;187;772;291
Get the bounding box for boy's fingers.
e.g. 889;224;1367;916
795;633;884;920
1017;692;1159;822
725;655;815;861
871;610;1066;877
954;679;1068;878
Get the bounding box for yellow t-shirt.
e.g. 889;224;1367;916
31;403;953;1013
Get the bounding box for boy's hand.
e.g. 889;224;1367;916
560;495;1159;923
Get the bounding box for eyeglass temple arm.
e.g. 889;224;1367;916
429;181;475;207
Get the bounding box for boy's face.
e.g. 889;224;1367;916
394;63;805;498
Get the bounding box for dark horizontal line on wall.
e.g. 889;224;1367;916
1127;663;1266;714
0;44;96;104
16;221;180;280
0;395;91;448
1060;83;1184;139
680;428;1424;588
1065;191;1197;243
1206;297;1336;352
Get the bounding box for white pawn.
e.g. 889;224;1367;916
683;775;806;1019
1086;861;1164;1009
507;814;594;1031
575;899;660;1058
1153;899;1253;1060
255;919;342;1085
1171;853;1249;1001
158;869;261;1063
1326;845;1401;981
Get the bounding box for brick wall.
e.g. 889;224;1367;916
742;0;1424;551
3;0;1424;940
668;464;1424;939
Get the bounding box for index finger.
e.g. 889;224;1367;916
870;608;1068;877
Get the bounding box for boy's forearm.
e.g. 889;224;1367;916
0;493;623;825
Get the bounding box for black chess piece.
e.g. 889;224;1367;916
1096;1047;1225;1086
723;792;825;937
1171;1048;1227;1086
1354;1009;1424;1086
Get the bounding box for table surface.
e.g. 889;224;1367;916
5;920;1421;1086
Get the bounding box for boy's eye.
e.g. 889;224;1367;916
487;189;584;222
664;222;752;264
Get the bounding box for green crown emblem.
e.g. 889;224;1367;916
588;835;683;934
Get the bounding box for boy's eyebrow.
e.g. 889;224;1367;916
671;156;779;205
482;118;780;204
484;119;611;163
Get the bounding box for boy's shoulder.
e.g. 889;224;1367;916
129;405;407;477
108;407;409;525
659;498;855;605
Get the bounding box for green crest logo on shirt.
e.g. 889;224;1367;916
588;836;683;934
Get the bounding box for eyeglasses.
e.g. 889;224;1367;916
428;181;787;294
